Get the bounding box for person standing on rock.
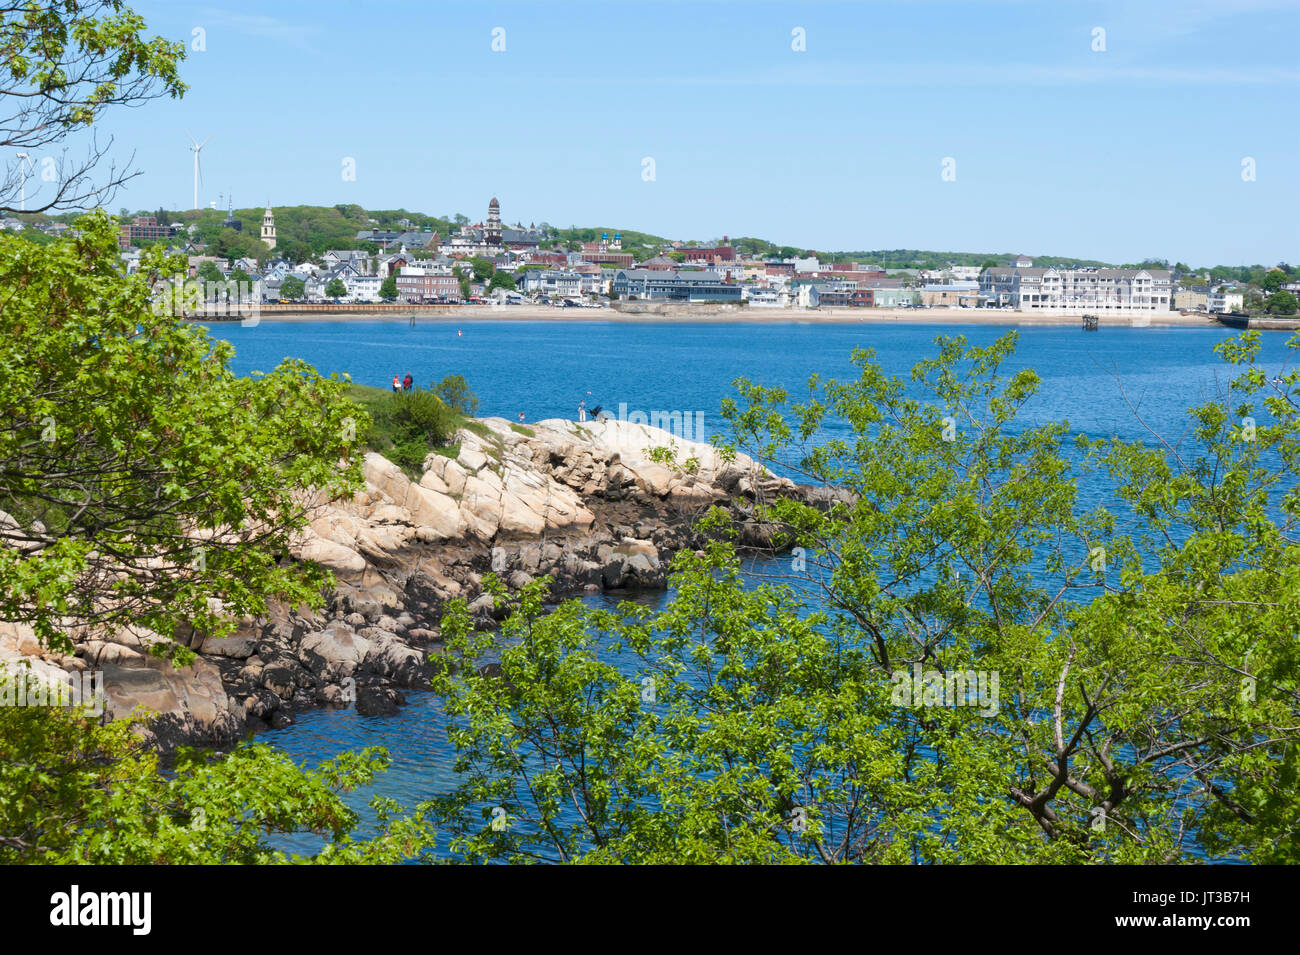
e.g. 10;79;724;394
578;400;586;422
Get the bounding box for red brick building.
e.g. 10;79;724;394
681;237;736;265
396;272;461;302
118;216;176;248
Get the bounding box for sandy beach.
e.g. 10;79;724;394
217;304;1250;329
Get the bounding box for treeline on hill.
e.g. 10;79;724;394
548;226;669;256
115;204;460;265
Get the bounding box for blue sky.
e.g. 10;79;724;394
82;0;1300;266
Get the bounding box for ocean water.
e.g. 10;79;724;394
201;319;1297;859
207;318;1296;448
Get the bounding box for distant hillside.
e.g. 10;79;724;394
40;202;1282;277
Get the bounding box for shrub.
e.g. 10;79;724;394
431;374;479;416
368;390;460;475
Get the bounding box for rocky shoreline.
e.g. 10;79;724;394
1;417;800;750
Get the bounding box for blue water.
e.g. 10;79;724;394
203;319;1298;859
207;319;1297;447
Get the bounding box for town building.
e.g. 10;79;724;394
118;216;176;248
396;270;461;303
519;269;582;299
611;269;742;302
979;266;1172;311
871;287;922;308
743;287;790;307
681;239;737;265
919;282;981;307
1173;288;1208;311
1208;288;1245;313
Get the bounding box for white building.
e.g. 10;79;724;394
1208;288;1245;313
744;287;790;308
980;266;1172;311
519;269;582;298
344;274;384;302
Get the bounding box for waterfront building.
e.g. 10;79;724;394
611;268;742;302
871;287;922;308
919;282;981;307
519;269;582;298
1173;288;1208;311
395;270;461;302
979;266;1171;311
1208;288;1245;313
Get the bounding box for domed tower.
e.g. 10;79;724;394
486;197;503;245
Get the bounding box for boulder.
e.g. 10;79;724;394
294;536;366;573
299;624;372;681
100;658;241;746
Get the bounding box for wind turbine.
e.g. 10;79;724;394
15;152;32;211
186;134;209;210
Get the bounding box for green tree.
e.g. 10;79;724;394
0;213;439;860
1262;271;1286;293
1266;290;1297;315
228;267;254;295
280;240;313;265
325;277;348;299
429;331;1300;864
0;212;364;657
487;271;515;292
281;275;306;300
379;275;399;301
196;260;225;285
431;374;478;416
0;2;187;215
470;256;495;282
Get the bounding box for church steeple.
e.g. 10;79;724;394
261;204;276;251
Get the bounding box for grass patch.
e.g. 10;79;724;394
510;423;535;437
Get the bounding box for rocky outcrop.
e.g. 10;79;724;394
3;418;799;749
